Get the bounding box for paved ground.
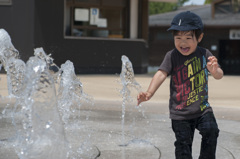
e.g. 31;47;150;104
0;74;240;159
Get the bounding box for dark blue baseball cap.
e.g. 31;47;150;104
167;11;203;31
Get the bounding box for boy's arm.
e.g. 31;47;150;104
207;56;224;80
137;70;168;105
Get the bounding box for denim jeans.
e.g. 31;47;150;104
171;112;219;159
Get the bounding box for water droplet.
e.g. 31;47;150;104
46;124;50;129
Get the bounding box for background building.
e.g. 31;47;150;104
149;0;240;75
0;0;149;74
1;0;239;75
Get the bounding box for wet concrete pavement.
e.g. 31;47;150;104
0;74;240;159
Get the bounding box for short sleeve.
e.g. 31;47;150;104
206;49;213;58
158;50;173;75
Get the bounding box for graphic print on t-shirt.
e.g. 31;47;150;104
172;55;209;111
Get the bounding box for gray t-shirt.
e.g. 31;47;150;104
159;46;213;120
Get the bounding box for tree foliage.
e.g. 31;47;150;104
149;2;177;15
178;0;190;6
205;0;214;4
149;0;190;15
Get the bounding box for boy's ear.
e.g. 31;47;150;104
198;33;204;43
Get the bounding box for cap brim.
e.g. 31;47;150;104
167;25;200;31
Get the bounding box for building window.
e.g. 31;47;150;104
0;0;12;5
64;0;129;38
232;0;240;13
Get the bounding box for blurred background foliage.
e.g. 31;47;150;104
149;0;190;15
148;0;219;15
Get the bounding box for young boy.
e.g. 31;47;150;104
137;11;223;159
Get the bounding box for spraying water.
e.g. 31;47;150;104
58;60;93;126
119;55;161;159
33;47;61;81
119;55;142;147
0;29;161;159
13;55;67;159
0;29;99;159
0;29;25;97
57;60;98;159
120;55;141;102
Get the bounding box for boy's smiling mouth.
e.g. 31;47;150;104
181;47;190;53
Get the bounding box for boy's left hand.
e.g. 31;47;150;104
207;56;219;74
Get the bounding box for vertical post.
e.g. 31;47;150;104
130;0;138;39
211;1;215;19
141;0;148;41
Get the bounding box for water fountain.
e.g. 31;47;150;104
0;28;161;159
119;55;142;146
0;29;99;159
57;60;99;159
119;55;161;158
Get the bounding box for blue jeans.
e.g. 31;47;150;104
171;112;219;159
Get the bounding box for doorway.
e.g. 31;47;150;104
219;40;240;75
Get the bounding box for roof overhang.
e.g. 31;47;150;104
148;0;177;2
149;5;240;28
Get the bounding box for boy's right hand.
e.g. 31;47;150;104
137;92;153;106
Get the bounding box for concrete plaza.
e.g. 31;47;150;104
0;74;239;159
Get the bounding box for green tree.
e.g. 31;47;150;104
205;0;214;4
178;0;190;6
149;2;177;15
149;0;190;15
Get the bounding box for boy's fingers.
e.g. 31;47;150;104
137;92;147;105
137;93;142;100
137;99;141;106
137;93;142;105
208;56;218;64
207;60;218;69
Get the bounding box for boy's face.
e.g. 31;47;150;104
174;31;203;56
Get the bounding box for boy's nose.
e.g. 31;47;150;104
180;40;187;46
